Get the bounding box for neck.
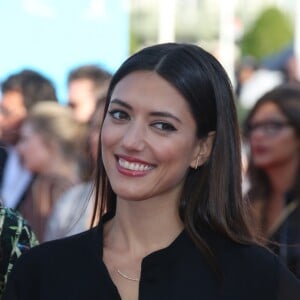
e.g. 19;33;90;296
104;196;183;258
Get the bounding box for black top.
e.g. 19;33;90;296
270;192;300;279
3;214;300;300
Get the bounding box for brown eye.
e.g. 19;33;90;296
108;110;129;121
152;122;176;132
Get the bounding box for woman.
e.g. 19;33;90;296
15;102;86;241
3;44;300;299
44;97;106;241
243;82;300;277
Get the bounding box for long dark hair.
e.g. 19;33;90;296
92;43;256;260
244;82;300;203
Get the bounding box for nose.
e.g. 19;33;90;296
248;125;268;140
121;121;145;152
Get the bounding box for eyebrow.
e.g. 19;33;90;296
110;98;182;123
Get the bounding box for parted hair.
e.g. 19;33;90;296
92;43;257;264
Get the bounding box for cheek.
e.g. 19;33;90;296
153;138;194;167
273;132;297;150
101;120;119;150
278;137;299;156
3;116;22;129
27;148;49;172
22;139;48;167
100;122;116;164
100;127;110;151
18;141;32;159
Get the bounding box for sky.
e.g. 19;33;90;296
0;0;129;103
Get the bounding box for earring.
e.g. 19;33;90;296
194;155;201;169
194;152;206;169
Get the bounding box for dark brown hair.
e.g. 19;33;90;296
92;43;257;264
244;82;300;203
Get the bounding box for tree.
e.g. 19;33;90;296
240;6;293;61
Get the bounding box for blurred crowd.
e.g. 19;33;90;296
0;49;299;293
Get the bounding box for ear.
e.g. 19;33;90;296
190;131;215;169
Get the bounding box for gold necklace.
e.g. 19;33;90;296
116;269;139;282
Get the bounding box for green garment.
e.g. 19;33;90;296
0;207;38;297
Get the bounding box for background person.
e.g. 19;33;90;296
16;102;86;241
44;97;106;241
67;64;111;124
0;205;38;297
243;82;300;278
3;43;300;300
0;69;58;209
67;65;112;181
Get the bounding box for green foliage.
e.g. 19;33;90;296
240;6;293;60
129;29;139;55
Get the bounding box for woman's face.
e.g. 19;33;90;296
101;71;202;202
248;101;299;169
17;123;52;174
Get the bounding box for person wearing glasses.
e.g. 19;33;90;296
3;44;300;299
243;82;300;278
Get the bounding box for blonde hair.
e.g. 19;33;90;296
25;101;87;161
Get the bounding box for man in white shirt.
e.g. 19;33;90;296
0;69;57;208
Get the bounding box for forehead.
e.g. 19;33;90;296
1;90;24;109
251;101;286;121
68;79;94;95
111;71;190;112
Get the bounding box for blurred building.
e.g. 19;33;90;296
130;0;297;50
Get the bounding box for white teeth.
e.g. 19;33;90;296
119;158;153;171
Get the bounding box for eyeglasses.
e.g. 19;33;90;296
245;120;291;137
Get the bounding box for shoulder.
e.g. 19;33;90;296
203;230;300;294
31;225;97;254
3;226;102;299
12;226;99;272
207;230;280;270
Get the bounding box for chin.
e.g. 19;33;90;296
253;159;274;169
113;188;152;202
114;191;146;202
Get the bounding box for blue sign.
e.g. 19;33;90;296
0;0;129;103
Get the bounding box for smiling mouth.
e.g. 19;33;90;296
118;157;154;171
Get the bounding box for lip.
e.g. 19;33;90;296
252;145;269;155
115;154;156;177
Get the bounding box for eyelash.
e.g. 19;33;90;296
108;109;177;132
151;122;177;132
108;109;129;121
